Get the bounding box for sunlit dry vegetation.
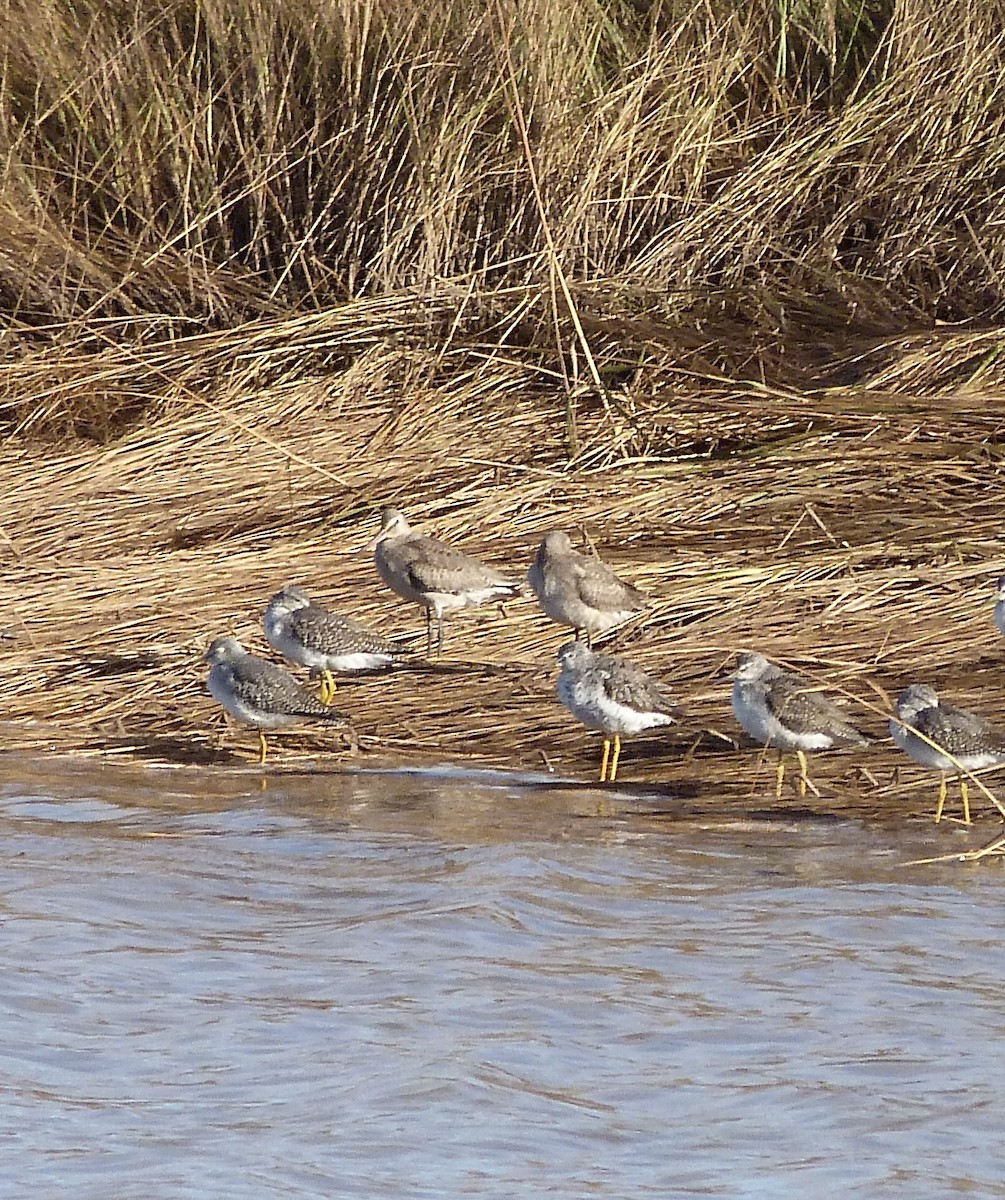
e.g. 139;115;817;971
2;0;1005;824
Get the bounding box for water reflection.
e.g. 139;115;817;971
0;759;1002;1198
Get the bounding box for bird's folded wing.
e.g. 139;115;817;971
933;705;1003;753
292;607;390;654
768;677;855;735
288;608;339;650
404;537;508;592
603;657;674;714
575;558;645;611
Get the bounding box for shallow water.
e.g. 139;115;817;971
2;759;1004;1199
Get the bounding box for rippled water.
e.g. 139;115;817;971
2;759;1004;1199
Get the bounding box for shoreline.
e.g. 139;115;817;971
1;327;1004;831
0;367;1002;835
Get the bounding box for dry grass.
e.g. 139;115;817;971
2;0;1005;830
1;0;1005;352
1;309;1005;829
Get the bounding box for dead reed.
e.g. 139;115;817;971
1;316;1004;828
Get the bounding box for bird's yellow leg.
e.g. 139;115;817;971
933;775;947;823
609;734;622;782
318;669;337;706
257;730;268;765
775;752;785;799
960;778;972;826
796;749;809;798
599;737;611;782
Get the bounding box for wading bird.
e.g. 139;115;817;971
528;529;646;647
264;584;399;703
891;683;1005;825
555;640;675;782
730;652;870;798
204;635;349;763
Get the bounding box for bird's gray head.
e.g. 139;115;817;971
538;530;573;560
376;508;411;543
732;651;772;682
204;635;246;665
268;584;311;614
557;640;593;670
895;683;940;719
997;575;1005;600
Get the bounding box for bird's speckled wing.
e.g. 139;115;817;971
915;703;1005;756
234;659;345;721
288;606;394;656
573;555;646;613
765;672;865;743
599;652;675;717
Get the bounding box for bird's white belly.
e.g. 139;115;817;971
426;586;507;616
294;643;330;670
327;650;393;672
602;696;674;735
957;751;1005;770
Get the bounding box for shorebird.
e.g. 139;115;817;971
204;636;348;763
373;508;522;656
264;584;398;703
890;683;1005;825
555;640;675;782
528;530;646;647
994;576;1005;636
730;652;870;798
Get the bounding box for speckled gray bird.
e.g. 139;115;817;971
891;683;1005;825
555;640;675;782
204;635;348;763
264;584;398;703
373;508;521;656
528;530;647;647
731;651;870;798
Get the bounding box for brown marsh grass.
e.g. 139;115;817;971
1;0;1005;827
